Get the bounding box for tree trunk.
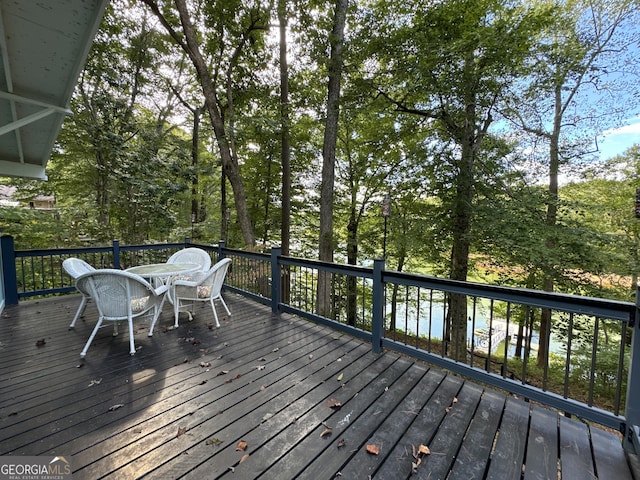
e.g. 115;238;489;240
346;209;357;326
145;0;255;248
317;0;348;317
537;82;562;367
278;0;291;303
191;106;200;234
279;0;291;258
447;97;476;361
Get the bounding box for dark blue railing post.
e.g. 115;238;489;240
112;240;121;269
271;246;282;315
371;257;385;353
624;288;640;453
185;237;191;246
217;241;226;262
1;235;18;305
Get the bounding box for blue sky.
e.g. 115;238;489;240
598;116;640;160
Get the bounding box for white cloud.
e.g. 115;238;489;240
599;117;640;159
602;116;640;136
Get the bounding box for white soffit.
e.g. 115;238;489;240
0;0;109;180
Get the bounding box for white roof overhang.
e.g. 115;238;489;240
0;0;109;180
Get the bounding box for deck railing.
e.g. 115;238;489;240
2;236;639;455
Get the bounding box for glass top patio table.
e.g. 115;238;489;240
126;263;200;278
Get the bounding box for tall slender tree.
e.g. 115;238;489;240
317;0;349;317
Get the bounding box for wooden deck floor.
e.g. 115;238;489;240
0;293;636;480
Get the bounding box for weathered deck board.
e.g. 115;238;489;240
0;293;636;480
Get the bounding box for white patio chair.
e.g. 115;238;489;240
75;269;169;358
171;258;231;328
62;257;96;329
166;247;211;274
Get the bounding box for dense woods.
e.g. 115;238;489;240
2;0;640;314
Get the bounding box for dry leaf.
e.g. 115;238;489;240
452;397;458;404
418;444;431;455
177;426;187;437
412;459;421;474
200;361;211;368
327;398;342;409
337;438;346;448
108;404;124;412
256;365;266;371
35;339;46;347
206;437;223;446
337;373;344;382
217;370;229;376
366;444;380;455
236;440;248;451
240;453;250;463
320;428;333;438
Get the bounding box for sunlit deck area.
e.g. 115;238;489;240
0;293;637;479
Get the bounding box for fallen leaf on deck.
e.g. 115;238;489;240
240;454;250;463
217;370;229;376
272;347;279;352
320;428;332;438
35;339;46;347
236;440;248;451
206;437;223;446
366;444;380;455
418;444;431;455
262;413;273;421
412;459;421;474
337;373;344;382
337;438;346;448
452;397;458;403
177;426;187;437
88;378;102;387
108;404;124;412
327;398;342;409
256;365;266;370
200;362;211;368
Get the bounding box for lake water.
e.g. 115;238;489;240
385;297;564;355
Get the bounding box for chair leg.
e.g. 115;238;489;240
80;316;104;358
128;315;136;355
218;294;231;316
148;303;161;337
69;296;88;329
174;298;180;327
210;298;220;328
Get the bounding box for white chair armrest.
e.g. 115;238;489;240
154;284;169;296
173;279;198;288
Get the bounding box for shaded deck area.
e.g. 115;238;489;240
0;293;636;479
